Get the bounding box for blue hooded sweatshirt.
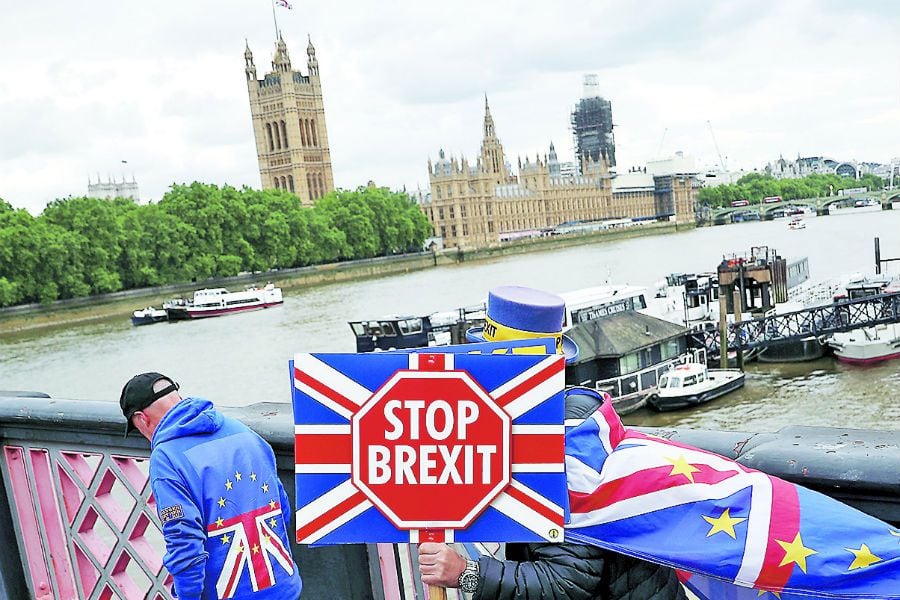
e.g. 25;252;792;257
149;397;302;600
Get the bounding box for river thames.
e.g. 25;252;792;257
2;205;899;434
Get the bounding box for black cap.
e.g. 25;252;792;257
119;372;179;435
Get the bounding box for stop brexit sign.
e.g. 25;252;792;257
293;351;567;545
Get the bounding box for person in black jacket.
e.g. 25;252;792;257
418;387;687;600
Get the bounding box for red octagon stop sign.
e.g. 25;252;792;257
352;370;511;529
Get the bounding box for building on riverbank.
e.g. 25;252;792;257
244;35;334;205
421;98;698;250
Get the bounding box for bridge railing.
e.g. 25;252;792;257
693;290;900;353
1;395;898;599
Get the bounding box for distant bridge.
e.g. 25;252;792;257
693;290;900;355
710;189;900;224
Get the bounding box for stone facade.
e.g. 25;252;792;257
422;99;696;250
244;36;334;205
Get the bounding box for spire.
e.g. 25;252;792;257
482;94;495;139
244;39;256;80
273;33;291;73
306;34;319;76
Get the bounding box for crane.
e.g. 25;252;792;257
655;128;668;159
706;120;727;171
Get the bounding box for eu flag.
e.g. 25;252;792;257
565;399;900;599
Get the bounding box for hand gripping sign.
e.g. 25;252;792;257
292;351;567;545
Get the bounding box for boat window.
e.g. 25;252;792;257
398;319;423;334
366;323;383;336
379;322;397;336
659;375;669;389
683;375;697;386
351;323;365;336
668;377;681;388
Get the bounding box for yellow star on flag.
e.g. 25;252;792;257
269;499;277;509
262;483;269;493
269;518;278;528
215;517;224;528
845;544;882;570
235;471;242;481
250;472;257;481
776;532;817;573
252;543;260;554
217;497;226;508
665;455;700;483
264;533;272;543
220;533;231;544
702;508;747;539
225;480;233;491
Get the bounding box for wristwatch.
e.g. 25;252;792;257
457;559;479;593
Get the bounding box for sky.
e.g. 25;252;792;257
1;0;898;215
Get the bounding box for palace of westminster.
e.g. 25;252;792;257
242;37;699;250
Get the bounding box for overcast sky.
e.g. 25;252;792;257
1;0;898;215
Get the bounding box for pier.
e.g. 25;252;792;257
1;394;897;599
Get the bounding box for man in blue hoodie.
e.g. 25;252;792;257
120;372;302;600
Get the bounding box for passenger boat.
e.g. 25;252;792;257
130;306;168;326
788;217;806;230
827;323;900;364
648;363;745;412
164;283;283;320
349;305;485;352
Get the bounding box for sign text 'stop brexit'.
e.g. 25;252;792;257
292;352;567;545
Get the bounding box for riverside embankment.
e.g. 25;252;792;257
0;221;680;334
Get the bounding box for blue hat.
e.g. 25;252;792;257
466;285;580;364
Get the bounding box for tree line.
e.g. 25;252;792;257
0;183;433;307
697;173;887;208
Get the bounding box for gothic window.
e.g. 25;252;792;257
460;205;467;218
281;176;287;190
305;120;313;147
266;123;274;151
274;176;280;189
438;207;444;219
307;174;313;197
311;119;318;146
281;121;289;149
299;119;308;146
274;122;282;149
463;223;469;235
449;206;455;219
317;173;324;196
289;175;295;192
451;225;457;237
440;226;446;237
488;222;494;233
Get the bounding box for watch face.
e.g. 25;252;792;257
458;571;479;593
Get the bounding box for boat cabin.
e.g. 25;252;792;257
658;363;708;392
349;317;439;352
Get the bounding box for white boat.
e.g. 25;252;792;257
131;306;168;326
788;217;806;230
647;363;745;411
165;283;283;320
827;323;900;365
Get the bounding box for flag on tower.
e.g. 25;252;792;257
276;0;292;9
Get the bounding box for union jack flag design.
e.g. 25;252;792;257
207;500;294;598
565;398;900;599
292;352;567;545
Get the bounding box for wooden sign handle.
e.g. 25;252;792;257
427;584;448;600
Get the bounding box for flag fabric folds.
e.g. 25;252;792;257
565;399;900;599
276;0;292;9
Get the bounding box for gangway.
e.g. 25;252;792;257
693;290;900;354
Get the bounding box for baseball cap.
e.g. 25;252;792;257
119;372;179;435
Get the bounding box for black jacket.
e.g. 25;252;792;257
471;388;687;600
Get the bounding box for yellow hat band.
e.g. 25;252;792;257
483;315;564;354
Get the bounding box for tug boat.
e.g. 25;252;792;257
130;307;168;326
648;363;745;412
164;283;283;320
